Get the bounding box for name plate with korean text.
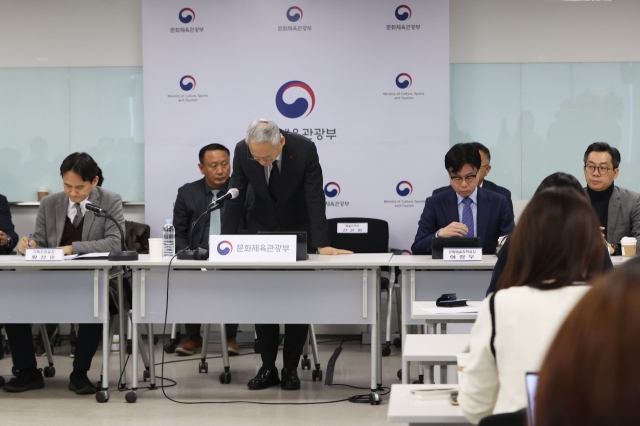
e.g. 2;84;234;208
209;235;296;263
337;223;368;234
25;248;64;262
443;248;483;262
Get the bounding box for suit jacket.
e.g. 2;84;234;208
584;185;640;253
174;178;228;251
222;131;330;249
32;187;123;254
412;186;514;255
433;179;513;217
0;194;19;254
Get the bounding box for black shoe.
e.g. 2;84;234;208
247;366;280;390
280;368;301;390
70;344;75;358
69;370;97;395
2;368;45;392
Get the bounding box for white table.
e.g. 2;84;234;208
387;384;470;425
127;253;391;404
403;334;471;385
0;255;114;402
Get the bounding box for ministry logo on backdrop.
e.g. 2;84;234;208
276;81;315;119
179;8;195;23
396;181;413;196
395;5;412;21
279;6;312;32
180;75;196;91
287;6;303;22
395;73;412;89
387;5;420;31
217;241;233;255
324;181;350;208
170;7;204;33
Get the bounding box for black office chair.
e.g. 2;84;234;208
478;410;527;426
327;218;402;356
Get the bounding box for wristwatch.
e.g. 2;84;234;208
3;235;10;247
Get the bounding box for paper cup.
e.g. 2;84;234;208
37;187;49;201
621;237;637;258
149;238;163;260
456;353;471;384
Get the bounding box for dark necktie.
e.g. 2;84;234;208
72;203;83;228
461;197;474;237
268;162;280;201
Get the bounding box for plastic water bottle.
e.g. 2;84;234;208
163;219;175;257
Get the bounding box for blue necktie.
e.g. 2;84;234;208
268;162;280;201
210;190;221;235
462;197;474;237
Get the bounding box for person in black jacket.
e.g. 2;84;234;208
0;194;19;254
486;172;614;295
223;119;351;391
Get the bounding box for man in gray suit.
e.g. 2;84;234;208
3;152;123;395
583;142;640;256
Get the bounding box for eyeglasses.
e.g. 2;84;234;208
480;164;490;169
246;146;279;163
450;174;478;184
584;165;613;175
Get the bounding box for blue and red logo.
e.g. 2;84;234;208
179;8;195;24
287;6;303;22
395;5;412;21
217;241;233;255
180;75;196;91
396;73;412;89
396;181;413;197
275;81;315;119
324;182;340;198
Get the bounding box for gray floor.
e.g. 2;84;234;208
0;336;403;425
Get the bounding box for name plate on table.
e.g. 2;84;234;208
443;248;482;262
209;235;296;263
337;223;368;234
25;248;64;262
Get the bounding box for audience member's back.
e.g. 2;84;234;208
459;187;605;425
536;257;640;426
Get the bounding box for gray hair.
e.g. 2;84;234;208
245;119;281;147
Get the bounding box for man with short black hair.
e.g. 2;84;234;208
412;143;514;255
172;143;242;356
433;142;513;216
4;152;123;395
583;142;640;255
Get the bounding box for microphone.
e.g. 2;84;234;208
86;203;139;261
206;188;239;209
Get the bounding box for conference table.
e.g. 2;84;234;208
126;253;391;404
0;255;115;403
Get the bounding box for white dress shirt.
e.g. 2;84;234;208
67;197;90;223
264;152;283;183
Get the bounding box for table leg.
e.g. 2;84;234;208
369;269;381;405
401;268;410;384
147;324;157;389
97;269;110;403
376;270;382;388
117;273;127;389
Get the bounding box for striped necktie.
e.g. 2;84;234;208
461;197;474;237
210;190;221;235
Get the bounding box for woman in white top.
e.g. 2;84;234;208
459;187;606;425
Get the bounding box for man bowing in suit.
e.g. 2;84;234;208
223;119;351;391
412;143;514;255
4;152;123;395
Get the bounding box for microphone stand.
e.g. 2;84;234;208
93;211;139;261
177;204;223;260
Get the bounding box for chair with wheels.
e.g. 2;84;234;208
327;218;401;357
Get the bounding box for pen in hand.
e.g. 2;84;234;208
27;233;33;249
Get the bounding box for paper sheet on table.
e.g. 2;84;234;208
66;252;110;260
420;307;479;314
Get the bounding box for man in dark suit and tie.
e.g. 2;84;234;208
0;193;19;254
172;143;243;357
412;143;514;255
432;142;513;217
223;119;351;391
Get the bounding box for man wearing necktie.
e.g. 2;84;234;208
411;143;514;255
223;119;352;391
172;144;244;357
5;153;124;395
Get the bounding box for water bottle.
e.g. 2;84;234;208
163;219;175;257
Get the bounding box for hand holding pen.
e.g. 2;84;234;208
18;233;35;255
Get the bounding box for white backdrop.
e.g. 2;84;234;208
143;0;449;251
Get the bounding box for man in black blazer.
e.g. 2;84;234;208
412;143;514;255
0;194;19;254
433;142;513;217
223;119;350;391
172;143;244;357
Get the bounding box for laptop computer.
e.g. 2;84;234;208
525;372;539;425
431;237;482;259
257;231;308;261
